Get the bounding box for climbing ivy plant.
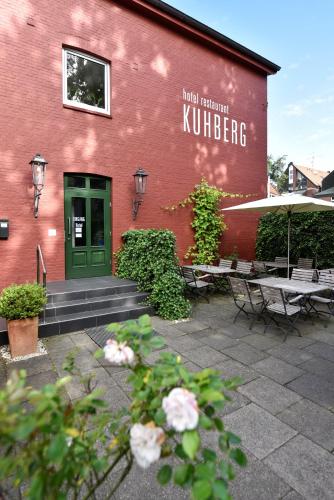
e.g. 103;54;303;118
166;179;242;264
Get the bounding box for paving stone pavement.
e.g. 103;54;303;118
1;294;334;499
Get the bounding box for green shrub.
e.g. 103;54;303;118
0;283;47;320
256;211;334;268
150;271;191;320
116;229;190;320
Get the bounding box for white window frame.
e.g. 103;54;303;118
62;48;110;115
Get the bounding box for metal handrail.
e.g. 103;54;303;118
36;244;47;288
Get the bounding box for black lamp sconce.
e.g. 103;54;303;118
29;153;48;218
132;168;148;220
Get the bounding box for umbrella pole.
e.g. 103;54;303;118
287;211;291;278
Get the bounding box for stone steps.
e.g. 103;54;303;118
0;276;153;345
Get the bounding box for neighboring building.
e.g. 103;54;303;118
287;162;330;197
315;170;334;201
268;180;279;197
0;0;279;289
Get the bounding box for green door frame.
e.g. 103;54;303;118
64;174;111;279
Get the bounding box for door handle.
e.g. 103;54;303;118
67;217;71;237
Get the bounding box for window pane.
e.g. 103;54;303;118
91;198;104;246
90;178;106;190
72;198;86;247
68;176;86;188
67;52;106;109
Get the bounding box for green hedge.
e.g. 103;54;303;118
256;211;334;268
116;229;191;319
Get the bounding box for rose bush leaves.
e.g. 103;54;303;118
0;315;246;499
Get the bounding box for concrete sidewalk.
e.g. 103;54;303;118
1;294;334;499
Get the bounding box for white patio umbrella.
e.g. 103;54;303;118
222;194;334;276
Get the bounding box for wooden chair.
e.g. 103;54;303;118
297;258;313;269
235;261;254;277
252;261;269;278
309;271;334;317
291;268;317;282
180;267;213;302
228;277;265;330
218;259;233;269
275;256;288;264
260;285;303;340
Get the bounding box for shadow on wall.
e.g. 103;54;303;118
0;0;267;286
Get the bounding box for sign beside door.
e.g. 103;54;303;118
64;174;111;279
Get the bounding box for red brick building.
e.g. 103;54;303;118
0;0;279;288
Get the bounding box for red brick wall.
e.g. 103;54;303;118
0;0;268;288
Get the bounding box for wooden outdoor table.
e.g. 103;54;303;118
249;277;330;295
185;265;235;275
264;261;295;269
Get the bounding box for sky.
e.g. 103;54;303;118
168;0;334;171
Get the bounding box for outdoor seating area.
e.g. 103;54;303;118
180;257;334;341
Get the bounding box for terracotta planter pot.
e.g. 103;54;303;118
7;317;38;357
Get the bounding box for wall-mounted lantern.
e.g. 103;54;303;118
29;153;48;218
132;168;148;220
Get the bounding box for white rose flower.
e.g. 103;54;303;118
162;387;199;432
130;422;165;469
103;339;135;366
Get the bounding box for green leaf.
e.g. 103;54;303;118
229;448;247;467
201;388;224;403
199;414;214;430
191;479;212;500
213;479;229;500
94;348;104;359
202;448;217;462
174;464;192;486
47;434;67;463
213;417;224;432
182;430;200;460
29;475;44;499
149;336;166;349
157;465;172;485
175;443;188;460
220;461;235;481
226;431;241;445
194;462;216;481
154;408;166;426
204;405;215;417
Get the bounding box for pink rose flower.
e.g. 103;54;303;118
103;339;135;366
130;422;165;469
162;387;199;432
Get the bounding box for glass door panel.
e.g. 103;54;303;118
72;197;87;247
91;198;104;246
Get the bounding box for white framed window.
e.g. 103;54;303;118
288;164;294;185
62;48;110;114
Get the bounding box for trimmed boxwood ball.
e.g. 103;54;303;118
115;229;191;320
0;283;47;320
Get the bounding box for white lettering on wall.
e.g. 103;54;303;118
214;114;221;140
240;122;246;147
204;111;211;138
182;88;248;148
183;104;190;132
231;119;238;144
193;107;201;136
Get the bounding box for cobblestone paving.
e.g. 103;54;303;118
1;294;334;499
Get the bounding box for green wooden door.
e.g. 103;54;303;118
64;174;111;279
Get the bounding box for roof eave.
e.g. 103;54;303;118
125;0;281;75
